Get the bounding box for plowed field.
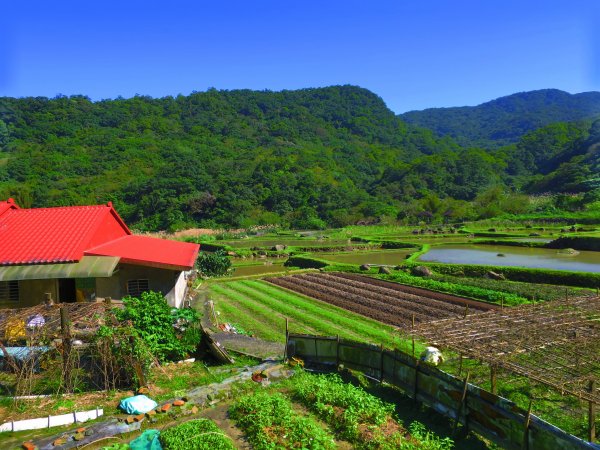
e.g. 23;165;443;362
265;272;496;327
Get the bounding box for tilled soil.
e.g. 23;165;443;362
266;273;495;328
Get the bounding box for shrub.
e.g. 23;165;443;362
196;249;232;277
115;291;200;362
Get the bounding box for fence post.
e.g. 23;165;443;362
414;359;420;404
490;365;497;395
284;318;289;361
336;335;340;367
590;380;596;443
458;353;463;377
453;372;470;435
522;399;533;450
380;345;384;382
411;314;415;358
60;305;73;393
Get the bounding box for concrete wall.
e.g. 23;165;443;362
96;263;186;307
15;279;57;307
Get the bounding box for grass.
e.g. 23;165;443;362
209;280;412;350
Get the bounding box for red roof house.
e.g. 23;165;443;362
0;199;200;308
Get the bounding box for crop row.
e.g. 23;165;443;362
266;273;480;328
209;280;403;348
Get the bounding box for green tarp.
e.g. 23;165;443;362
0;256;119;281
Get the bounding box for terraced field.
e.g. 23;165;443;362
208;280;405;349
266;272;495;327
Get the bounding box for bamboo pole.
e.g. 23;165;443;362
522;399;533;450
590;380;596;443
490;365;497;395
453;372;470;435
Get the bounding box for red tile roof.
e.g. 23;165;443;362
0;203;129;265
85;235;200;271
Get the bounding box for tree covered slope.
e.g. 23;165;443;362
0;86;598;230
400;89;600;148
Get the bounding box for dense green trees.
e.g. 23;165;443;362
0;86;598;230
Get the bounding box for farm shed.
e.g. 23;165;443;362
0;198;199;308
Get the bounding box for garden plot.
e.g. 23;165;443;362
266;273;495;328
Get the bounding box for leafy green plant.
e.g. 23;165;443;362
159;418;235;450
230;391;335;449
115;291;200;362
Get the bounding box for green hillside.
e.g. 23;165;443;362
400;89;600;148
0;86;599;230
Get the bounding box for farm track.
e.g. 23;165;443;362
266;273;492;327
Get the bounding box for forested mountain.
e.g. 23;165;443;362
0;86;598;230
400;89;600;148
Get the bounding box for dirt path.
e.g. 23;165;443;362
212;333;285;359
201;402;251;450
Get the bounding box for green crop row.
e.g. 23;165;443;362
209;280;405;349
245;281;403;347
230;390;336;449
290;371;453;450
379;271;528;306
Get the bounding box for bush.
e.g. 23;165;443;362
196;250;232;277
115;291;200;362
159;418;235;450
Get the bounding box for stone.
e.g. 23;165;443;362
378;266;391;274
134;414;145;422
126;416;135;424
84;429;95;437
137;386;150;395
486;271;506;281
22;442;37;450
272;244;287;251
191;406;199;414
173;399;185;406
53;437;68;446
161;403;172;413
411;266;432;277
146;410;157;417
73;433;85;441
76;427;86;433
359;264;370;271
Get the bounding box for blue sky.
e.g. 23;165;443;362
1;0;599;112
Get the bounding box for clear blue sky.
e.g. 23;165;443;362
1;0;599;113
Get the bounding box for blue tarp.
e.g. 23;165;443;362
0;346;49;361
129;429;162;450
119;395;158;415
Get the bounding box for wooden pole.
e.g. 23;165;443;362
490;365;497;395
336;335;340;367
284;318;289;362
60;305;72;393
414;360;420;404
590;380;596;443
522;399;533;450
411;314;415;358
458;353;463;377
453;372;470;435
380;344;384;382
463;304;469;319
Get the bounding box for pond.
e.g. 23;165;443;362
320;250;413;265
230;263;289;277
418;244;600;272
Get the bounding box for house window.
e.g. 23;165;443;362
0;281;19;302
127;279;149;298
